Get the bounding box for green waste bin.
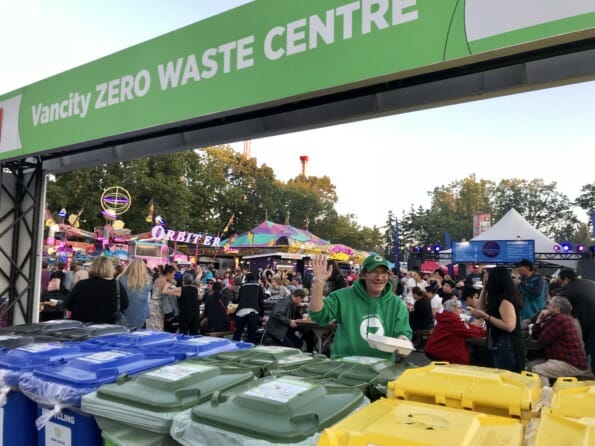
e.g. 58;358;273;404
170;376;365;446
81;361;255;446
196;345;324;377
280;355;414;400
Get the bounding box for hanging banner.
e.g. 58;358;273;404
473;213;492;237
0;0;593;161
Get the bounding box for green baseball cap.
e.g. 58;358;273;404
361;254;390;272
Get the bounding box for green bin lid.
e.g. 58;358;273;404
95;361;254;412
197;346;324;377
190;376;364;443
282;355;411;397
82;362;256;436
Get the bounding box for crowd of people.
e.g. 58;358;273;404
399;259;594;385
39;254;595;385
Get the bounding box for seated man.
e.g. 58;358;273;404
424;298;486;365
266;288;306;349
530;296;592;386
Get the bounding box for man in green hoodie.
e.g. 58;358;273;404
309;253;412;360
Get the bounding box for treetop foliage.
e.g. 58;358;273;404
46;148;593;258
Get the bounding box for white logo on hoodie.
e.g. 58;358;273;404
360;316;384;340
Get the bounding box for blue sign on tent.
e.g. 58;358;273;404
452;240;535;264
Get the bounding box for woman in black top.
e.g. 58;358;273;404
201;281;230;333
323;260;347;296
66;256;128;324
178;273;200;335
410;286;434;331
471;266;525;372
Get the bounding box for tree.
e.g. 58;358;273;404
46;167;105;230
575;182;595;212
575;182;595;238
382;210;396;261
427;175;494;243
312;210;382;252
276;181;324;230
200;147;280;233
490;178;578;238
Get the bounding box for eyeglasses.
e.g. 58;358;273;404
367;270;388;277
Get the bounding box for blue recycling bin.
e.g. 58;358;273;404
18;349;175;446
0;390;37;446
0;342;87;446
78;329;176;352
151;335;253;360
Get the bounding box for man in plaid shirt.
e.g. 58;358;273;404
530;296;592;386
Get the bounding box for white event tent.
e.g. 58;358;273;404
444;208;577;269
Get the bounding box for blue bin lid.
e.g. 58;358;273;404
0;342;86;371
32;350;176;386
78;330;177;351
156;336;253;359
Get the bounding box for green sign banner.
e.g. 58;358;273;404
0;0;593;161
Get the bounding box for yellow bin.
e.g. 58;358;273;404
550;377;595;419
532;408;595;446
317;398;524;446
387;362;542;419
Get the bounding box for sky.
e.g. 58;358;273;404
1;1;593;228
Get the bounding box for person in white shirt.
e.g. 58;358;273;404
426;286;443;324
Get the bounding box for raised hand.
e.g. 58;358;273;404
311;254;332;283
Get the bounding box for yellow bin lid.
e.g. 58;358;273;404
532;408;595;446
317;398;523;446
387;362;542;419
550;377;595;419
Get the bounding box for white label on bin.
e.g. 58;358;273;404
18;343;63;352
130;331;157;336
44;420;72;446
243;378;313;403
144;363;215;382
185;337;223;345
254;346;291;353
277;355;313;365
340;356;383;365
78;351;128;363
